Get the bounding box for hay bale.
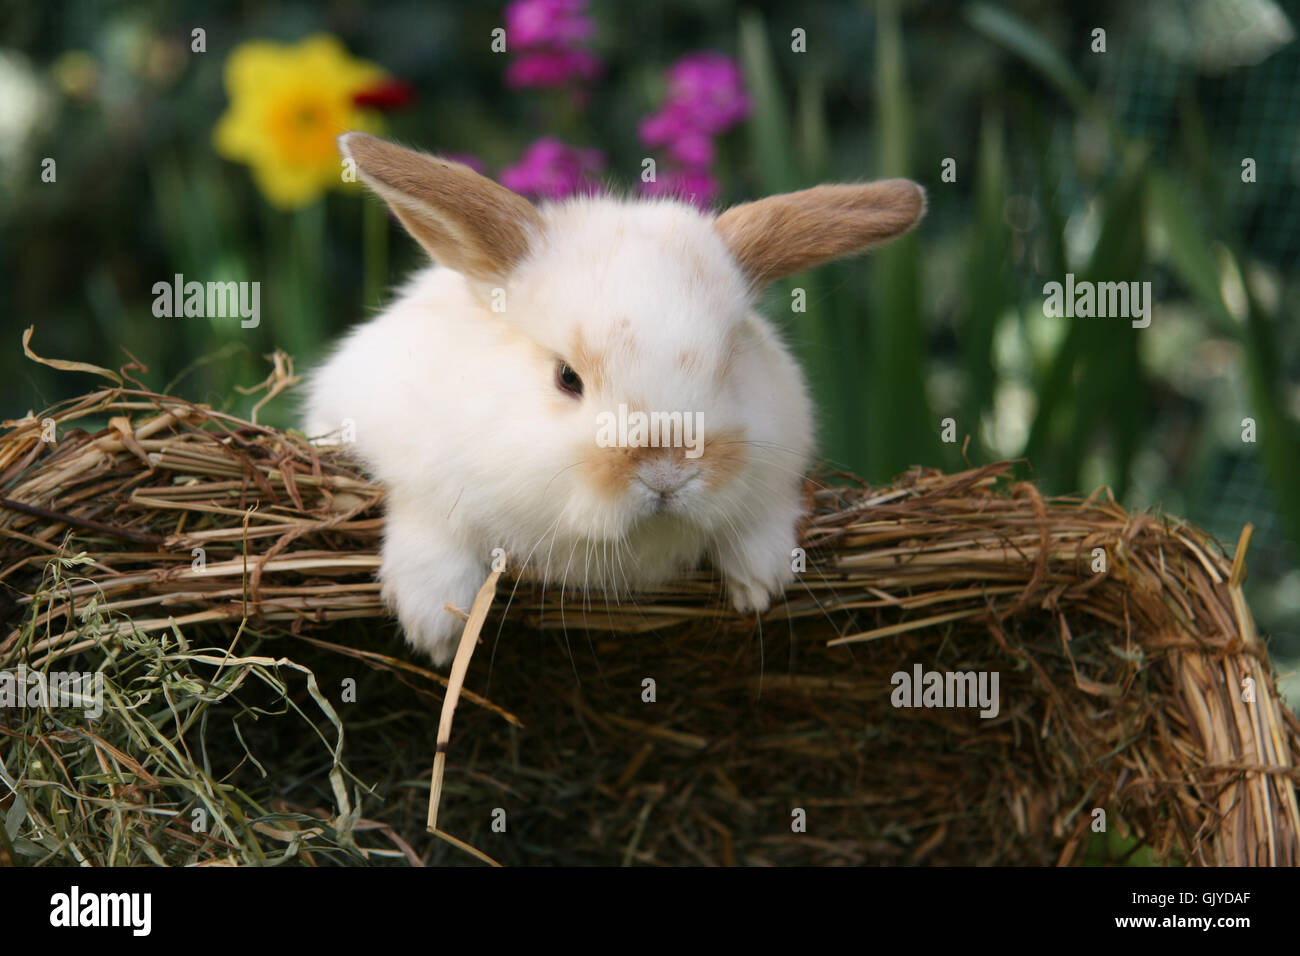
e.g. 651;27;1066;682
1;384;1297;865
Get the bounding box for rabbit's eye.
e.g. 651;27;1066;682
555;361;583;398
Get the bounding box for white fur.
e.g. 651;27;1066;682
304;195;813;665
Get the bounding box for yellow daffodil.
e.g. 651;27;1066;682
214;34;387;209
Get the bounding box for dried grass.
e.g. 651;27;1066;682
1;378;1297;865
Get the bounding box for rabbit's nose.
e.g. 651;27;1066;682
637;460;697;495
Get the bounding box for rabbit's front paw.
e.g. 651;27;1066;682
728;574;781;614
382;580;470;666
714;517;799;616
379;523;487;667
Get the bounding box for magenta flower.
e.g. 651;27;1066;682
500;137;605;199
506;0;595;48
506;48;601;89
670;51;754;130
503;0;601;92
636;53;749;158
504;0;595;48
637;105;689;146
666;132;714;167
638;52;749;158
641;166;718;208
662;52;750;134
637;51;746;207
639;105;715;166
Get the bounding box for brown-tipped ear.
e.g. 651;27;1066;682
339;132;542;284
715;180;925;286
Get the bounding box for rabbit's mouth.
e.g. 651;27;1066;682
633;472;704;521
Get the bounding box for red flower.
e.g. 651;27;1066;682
352;78;415;110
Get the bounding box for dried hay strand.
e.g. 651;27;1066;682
1;382;1298;866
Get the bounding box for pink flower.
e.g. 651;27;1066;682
636;52;747;206
639;104;715;166
665;130;714;167
638;103;690;146
506;48;601;89
500;137;605;199
503;0;601;92
641;166;718;208
662;52;749;134
506;0;595;48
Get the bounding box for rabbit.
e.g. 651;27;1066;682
304;132;924;666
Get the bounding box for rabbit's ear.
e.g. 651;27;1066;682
715;180;925;287
339;132;541;284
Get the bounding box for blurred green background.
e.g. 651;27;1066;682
1;0;1297;690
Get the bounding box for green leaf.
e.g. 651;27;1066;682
1025;146;1151;493
965;2;1093;112
867;0;931;477
1145;172;1232;329
960;107;1012;453
739;11;798;194
796;70;830;183
4;792;27;840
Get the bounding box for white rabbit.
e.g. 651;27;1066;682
304;133;924;665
